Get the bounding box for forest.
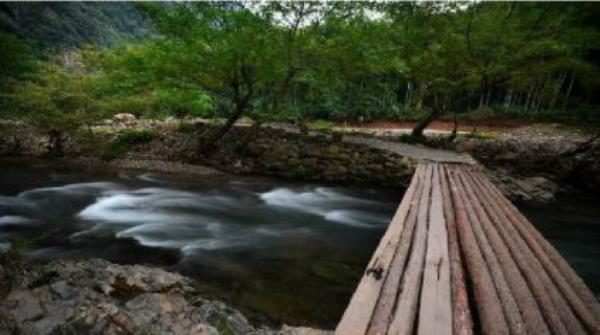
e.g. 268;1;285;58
1;1;598;145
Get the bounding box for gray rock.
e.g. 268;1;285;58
486;169;559;203
0;259;330;335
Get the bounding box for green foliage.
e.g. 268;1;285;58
151;88;213;118
1;1;599;140
115;128;155;145
0;2;152;49
99;128;155;160
101;96;151;119
0;32;37;86
308;120;335;132
2;61;108;136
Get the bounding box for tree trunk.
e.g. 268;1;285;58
525;86;533;110
412;108;443;138
201;98;248;153
447;112;458;142
47;129;63;157
405;82;412;108
562;73;575;111
549;72;567;110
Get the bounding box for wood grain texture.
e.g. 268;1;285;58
336;163;598;335
335;165;424;335
417;164;452;335
386;164;433;335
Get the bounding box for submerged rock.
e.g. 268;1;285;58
0;259;331;335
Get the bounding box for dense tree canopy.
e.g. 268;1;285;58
1;1;598;143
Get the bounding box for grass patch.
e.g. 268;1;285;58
115;128;155;145
308;119;335;132
101;128;156;160
462;130;496;140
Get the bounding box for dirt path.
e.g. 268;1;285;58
338;120;531;133
344;136;476;165
261;123;477;164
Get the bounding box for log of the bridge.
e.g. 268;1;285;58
469;171;599;333
439;166;473;335
368;166;425;334
455;168;551;335
447;167;510;335
386;164;433;335
416;164;452;335
451;166;526;335
335;163;599;335
335;165;425;335
465;170;571;334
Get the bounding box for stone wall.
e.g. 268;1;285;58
0;121;416;189
208;128;415;188
457;136;600;194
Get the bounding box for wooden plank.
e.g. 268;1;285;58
471;169;600;323
446;166;510;335
386;164;434;335
453;167;526;335
469;171;596;334
439;165;473;335
368;167;425;335
337;163;598;335
335;165;424;335
464;169;570;334
456;168;550;335
417;164;452;335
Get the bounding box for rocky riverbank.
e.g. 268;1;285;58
0;119;416;189
454;124;600;202
2;119;595;204
0;258;330;335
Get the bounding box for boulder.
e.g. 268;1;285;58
0;259;331;335
112;113;137;125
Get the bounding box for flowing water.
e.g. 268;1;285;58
0;158;401;327
0;158;598;328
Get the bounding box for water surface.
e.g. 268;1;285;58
1;158;599;328
0;158;400;327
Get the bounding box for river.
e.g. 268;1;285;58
0;158;598;328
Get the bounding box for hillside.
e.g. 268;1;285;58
0;2;152;49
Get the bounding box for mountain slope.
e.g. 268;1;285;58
0;2;152;49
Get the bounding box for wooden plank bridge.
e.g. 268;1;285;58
336;163;600;335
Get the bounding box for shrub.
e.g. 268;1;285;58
101;128;155;160
150;88;213;118
115;128;155;145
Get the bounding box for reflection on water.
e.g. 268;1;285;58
0;158;400;327
1;158;599;328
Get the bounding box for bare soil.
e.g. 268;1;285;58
339;120;534;133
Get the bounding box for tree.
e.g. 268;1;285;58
8;60;107;156
139;2;288;150
0;32;36;88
